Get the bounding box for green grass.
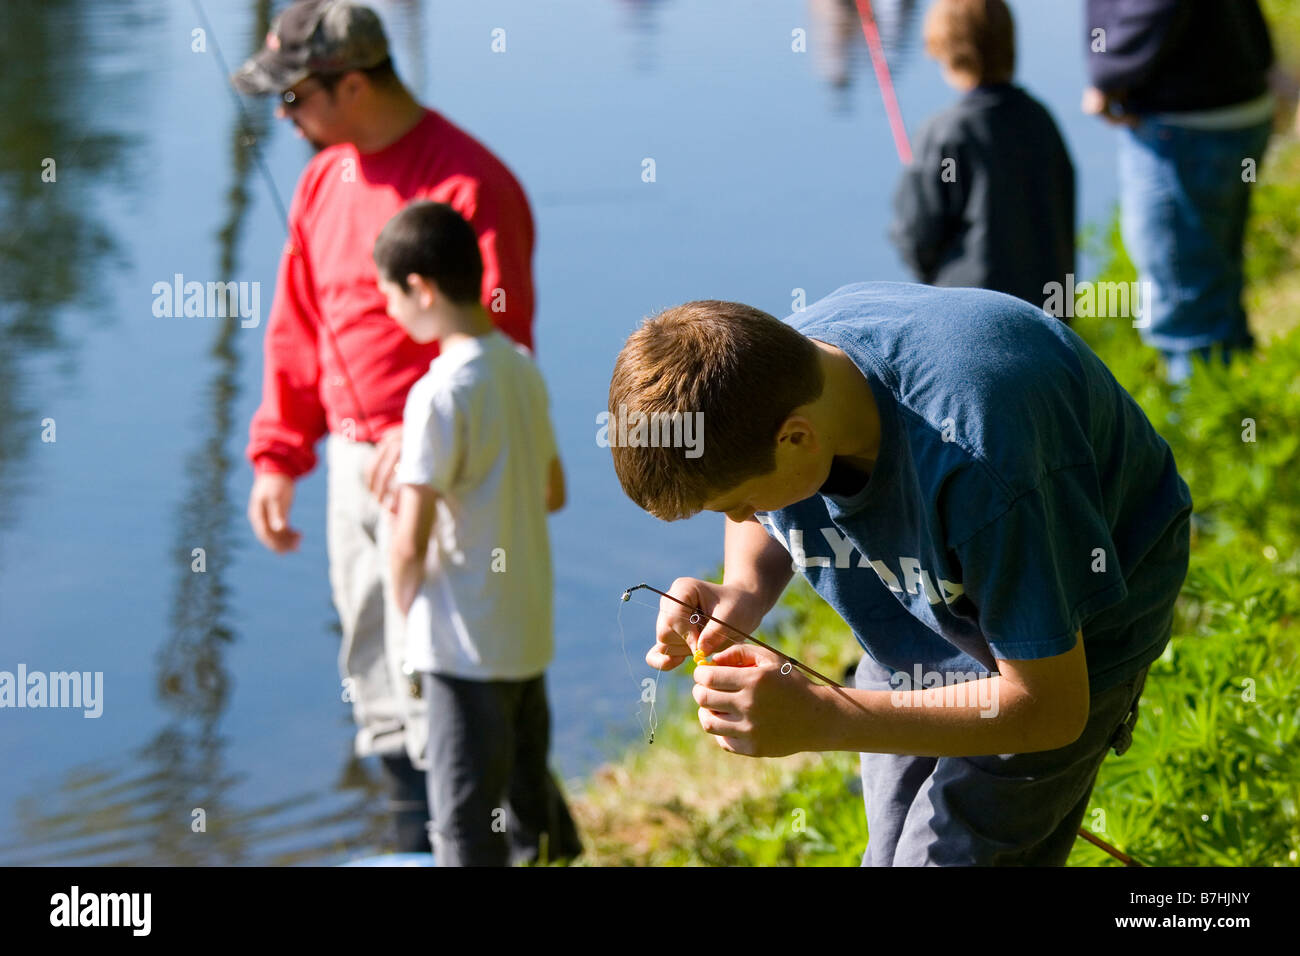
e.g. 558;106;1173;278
1060;128;1300;866
1263;0;1300;70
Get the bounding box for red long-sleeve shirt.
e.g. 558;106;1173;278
247;108;536;478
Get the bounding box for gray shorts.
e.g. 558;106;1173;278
854;651;1149;866
421;671;582;867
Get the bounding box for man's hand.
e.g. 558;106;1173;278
649;577;766;672
1082;86;1138;128
248;471;302;553
366;426;403;514
692;642;829;757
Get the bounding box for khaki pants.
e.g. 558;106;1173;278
326;433;429;767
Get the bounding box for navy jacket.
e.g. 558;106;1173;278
889;84;1075;312
1085;0;1273;113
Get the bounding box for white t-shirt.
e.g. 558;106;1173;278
394;331;556;680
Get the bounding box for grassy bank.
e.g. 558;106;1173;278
568;7;1300;867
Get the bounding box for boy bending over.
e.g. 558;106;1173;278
607;282;1190;865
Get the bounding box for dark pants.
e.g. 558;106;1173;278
422;671;582;867
380;753;433;853
855;652;1150;865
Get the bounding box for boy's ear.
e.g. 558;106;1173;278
407;273;438;309
778;414;818;449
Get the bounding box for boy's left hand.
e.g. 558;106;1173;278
692;643;824;757
367;425;404;513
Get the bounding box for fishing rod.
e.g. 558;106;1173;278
189;0;380;444
623;582;842;685
853;0;913;164
625;581;1145;866
1076;828;1144;867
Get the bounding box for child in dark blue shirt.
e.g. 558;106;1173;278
607;282;1191;865
890;0;1075;313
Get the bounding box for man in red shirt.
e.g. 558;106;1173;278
234;1;575;860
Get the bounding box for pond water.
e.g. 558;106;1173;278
0;0;1118;864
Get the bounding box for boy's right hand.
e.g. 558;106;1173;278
248;471;302;553
650;578;764;672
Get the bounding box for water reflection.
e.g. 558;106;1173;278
0;0;390;866
616;0;669;74
0;0;1110;866
0;0;133;533
808;0;921;97
871;0;923;65
1;734;390;865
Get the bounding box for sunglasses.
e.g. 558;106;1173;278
280;76;332;110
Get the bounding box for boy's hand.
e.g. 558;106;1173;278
390;483;438;615
366;425;404;513
649;577;764;672
248;472;302;553
693;643;824;757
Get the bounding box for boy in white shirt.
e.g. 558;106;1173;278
373;200;579;866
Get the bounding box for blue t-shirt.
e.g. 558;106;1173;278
756;282;1192;695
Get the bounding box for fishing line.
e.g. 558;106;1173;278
623;583;843;687
616;581;845;745
617;590;666;744
189;0;380;443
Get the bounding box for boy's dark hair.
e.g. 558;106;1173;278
924;0;1016;85
608;301;824;521
372;200;483;305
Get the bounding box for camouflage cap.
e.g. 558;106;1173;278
232;0;390;96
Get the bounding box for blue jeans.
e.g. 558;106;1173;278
854;652;1150;865
1118;117;1272;384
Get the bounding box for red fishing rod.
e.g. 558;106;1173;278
853;0;913;164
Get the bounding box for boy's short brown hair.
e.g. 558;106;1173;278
924;0;1016;86
608;301;824;521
